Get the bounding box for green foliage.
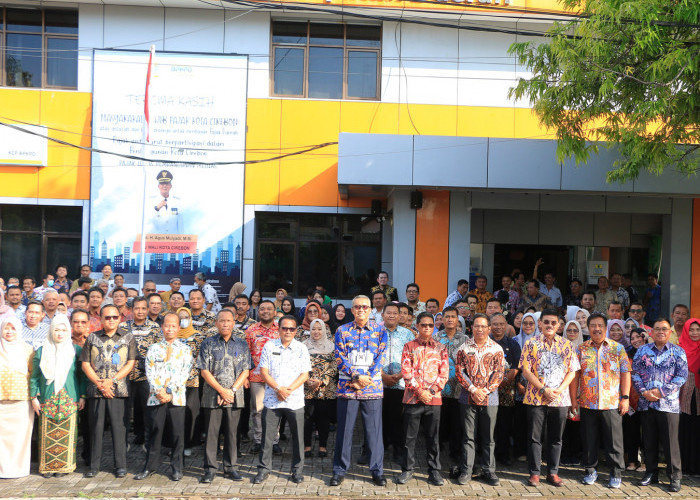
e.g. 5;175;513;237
508;0;700;182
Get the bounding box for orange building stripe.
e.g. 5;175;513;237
414;191;450;307
691;199;700;317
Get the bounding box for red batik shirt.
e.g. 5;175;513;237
401;337;449;405
246;322;279;383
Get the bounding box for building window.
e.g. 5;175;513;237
256;213;381;298
0;205;82;280
271;21;380;100
1;8;78;89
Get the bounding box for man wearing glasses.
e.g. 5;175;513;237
397;312;449;486
80;304;137;478
455;314;505;486
519;308;580;488
631;318;687;492
331;295;388;487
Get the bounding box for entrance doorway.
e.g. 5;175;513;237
494;244;571;290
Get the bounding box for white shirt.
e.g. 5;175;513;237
259;338;311;410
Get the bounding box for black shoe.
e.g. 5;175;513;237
115;468;127;478
225;469;243;481
84;469;98;478
237;450;243;458
251;443;261;453
669;479;681;492
330;474;344;486
638;473;659;486
273;444;283;455
279;433;288;441
41;473;53;479
428;470;444;486
54;473;67;478
133;437;145;445
396;470;413;484
305;450;313;458
456;470;471;485
480;471;500;486
200;470;215;483
357;455;369;465
171;471;183;482
290;472;304;484
253;471;269;484
372;473;387;486
134;470;156;480
318;450;328;458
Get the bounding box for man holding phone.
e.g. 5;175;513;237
570;313;631;489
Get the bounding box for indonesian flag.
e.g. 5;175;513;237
144;45;155;144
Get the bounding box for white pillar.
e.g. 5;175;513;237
389;190;416;301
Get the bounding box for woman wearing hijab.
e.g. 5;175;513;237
606;319;629;347
279;296;297;319
623;327;647;471
273;288;287;313
295;300;329;341
514;311;539;348
30;315;85;477
560;319;584;466
0;317;35;478
333;303;353;328
679;318;700;475
174;306;206;454
320;304;337;335
303;319;337;458
575;308;590;340
227;282;247;305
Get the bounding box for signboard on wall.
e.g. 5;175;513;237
0;123;47;166
90;49;247;296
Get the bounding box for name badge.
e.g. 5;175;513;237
349;349;373;369
273;351;281;356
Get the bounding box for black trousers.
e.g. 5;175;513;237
622;411;642;464
78;406;91;463
402;404;441;472
204;407;240;472
580;408;625;477
260;407;304;474
184;387;201;448
382;389;405;451
461;404;498;474
440;397;463;460
494;405;514;462
304;399;333;448
237;387;251;440
526;404;567;476
131;380;151;443
641;409;681;480
88;397;128;471
513;401;528;458
144;403;185;473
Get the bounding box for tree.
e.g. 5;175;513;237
508;0;699;182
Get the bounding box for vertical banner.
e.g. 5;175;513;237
90;49;247;298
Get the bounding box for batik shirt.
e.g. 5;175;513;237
383;325;415;390
594;289;617;315
120;319;161;382
180;329;209;388
201;283;221;314
335;320;387;399
410;301;426;323
612;287;630;310
305;353;338;400
145;339;192;406
80;327;137;398
401;337;448;405
576;339;631;410
245;322;279;384
444;289;466;308
456;337;505;406
519;335;580;407
196;334;250;409
370;285;398;302
645;285;662;322
468;288;494;314
191;310;216;333
434;330;467;398
494;288;521;315
492;334;522;407
520;293;551;312
21;321;49;350
632;342;688;413
259;338;311;410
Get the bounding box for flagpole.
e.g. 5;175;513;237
138;45;155;292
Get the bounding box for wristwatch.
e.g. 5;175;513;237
538;387;546;395
620;395;629;400
165;387;172;395
429;388;436;396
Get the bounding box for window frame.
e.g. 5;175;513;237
270;21;381;101
255;212;382;298
1;7;78;90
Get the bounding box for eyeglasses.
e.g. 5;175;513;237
280;327;297;332
629;309;643;313
353;305;370;310
418;323;434;328
103;315;120;321
522;321;536;326
456;306;468;310
144;289;156;293
541;319;558;326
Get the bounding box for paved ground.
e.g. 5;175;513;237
1;426;699;499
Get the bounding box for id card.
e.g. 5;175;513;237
349;349;373;371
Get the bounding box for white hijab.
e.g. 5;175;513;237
0;316;29;374
564;320;584;349
303;319;334;355
39;315;76;395
515;312;540;348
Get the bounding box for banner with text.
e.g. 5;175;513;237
90;49;247;297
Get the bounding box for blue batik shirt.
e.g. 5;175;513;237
335;320;387;399
632;342;687;413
